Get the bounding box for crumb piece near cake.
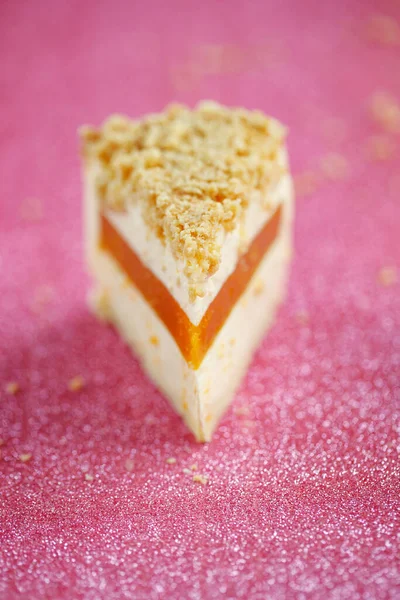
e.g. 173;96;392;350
366;135;396;161
295;310;310;325
190;463;198;471
193;474;208;485
5;382;19;395
125;458;135;472
319;153;350;180
365;14;400;46
293;170;320;197
68;376;85;392
377;266;397;286
166;457;177;465
19;453;32;463
369;91;400;133
85;473;94;482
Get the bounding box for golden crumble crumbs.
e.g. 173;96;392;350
81;101;286;299
68;376;85;392
149;335;159;346
377;266;397;287
5;381;19;395
193;473;208;485
190;463;198;471
166;457;177;464
19;453;32;463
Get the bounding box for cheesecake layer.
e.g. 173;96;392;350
100;203;282;369
81;102;294;440
89;193;292;441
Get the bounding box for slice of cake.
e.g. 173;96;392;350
80;101;294;441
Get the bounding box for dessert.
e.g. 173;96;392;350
80;102;294;441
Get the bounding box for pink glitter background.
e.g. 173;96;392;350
1;1;399;599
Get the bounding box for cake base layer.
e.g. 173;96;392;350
87;204;292;441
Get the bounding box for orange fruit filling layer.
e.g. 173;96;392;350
100;205;282;369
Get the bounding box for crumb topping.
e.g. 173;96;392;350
81;102;286;298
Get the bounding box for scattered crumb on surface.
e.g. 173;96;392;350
368;91;400;133
5;382;19;395
166;457;177;465
366;135;396;161
19;453;32;463
193;474;209;485
377;266;397;286
293;170;320;197
295;310;310;325
319;153;350;180
84;473;94;482
19;197;43;222
183;468;192;475
149;335;159;346
190;464;198;471
68;376;85;392
125;458;135;472
365;14;400;46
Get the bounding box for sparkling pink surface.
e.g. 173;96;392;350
1;1;400;599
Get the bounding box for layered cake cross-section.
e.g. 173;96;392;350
80;101;294;441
